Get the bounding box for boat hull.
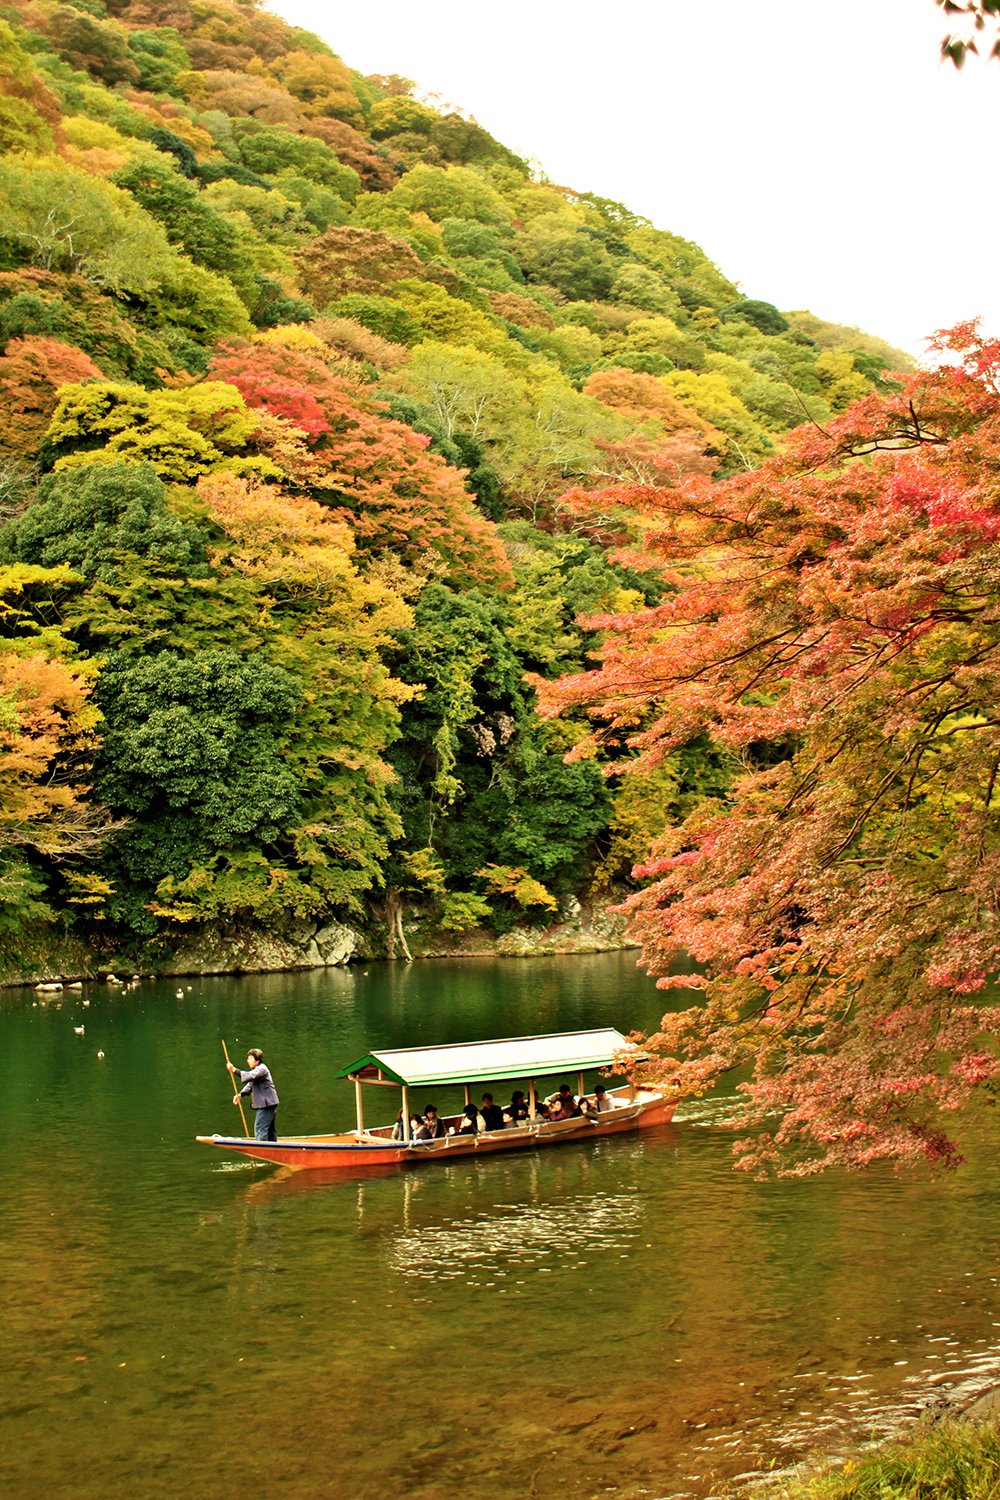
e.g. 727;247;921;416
197;1090;675;1173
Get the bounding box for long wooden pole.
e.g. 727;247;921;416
222;1039;250;1137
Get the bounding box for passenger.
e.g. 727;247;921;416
565;1097;583;1118
411;1115;433;1142
480;1093;505;1131
508;1090;529;1122
422;1104;446;1139
453;1103;480;1136
593;1084;613;1111
557;1083;576;1108
548;1098;569;1122
391;1109;406;1140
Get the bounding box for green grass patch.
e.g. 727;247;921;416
774;1422;1000;1500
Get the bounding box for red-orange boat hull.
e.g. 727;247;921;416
197;1090;675;1174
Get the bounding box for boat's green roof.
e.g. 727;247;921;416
334;1028;641;1088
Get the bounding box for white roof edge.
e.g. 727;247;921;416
370;1028;632;1063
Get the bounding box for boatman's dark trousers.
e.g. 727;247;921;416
254;1105;278;1142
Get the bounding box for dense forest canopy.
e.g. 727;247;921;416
8;0;995;1172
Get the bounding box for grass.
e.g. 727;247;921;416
772;1422;1000;1500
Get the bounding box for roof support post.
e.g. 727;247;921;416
577;1072;585;1102
628;1079;636;1102
401;1083;411;1142
354;1077;365;1135
464;1083;471;1106
528;1078;536;1121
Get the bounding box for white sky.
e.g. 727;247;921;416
271;0;998;359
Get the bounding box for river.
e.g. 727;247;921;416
2;951;999;1500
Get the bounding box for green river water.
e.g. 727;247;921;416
3;951;1000;1500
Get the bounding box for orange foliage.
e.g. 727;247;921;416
0;337;103;457
206;338;512;586
583;367;724;443
0;650;116;858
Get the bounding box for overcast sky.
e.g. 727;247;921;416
272;0;998;359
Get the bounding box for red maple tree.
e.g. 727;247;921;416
208;339;511;587
538;320;1000;1174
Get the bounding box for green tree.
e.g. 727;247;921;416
0;156;171;293
387;163;509;225
0;462;208;585
94;647;305;924
514;214;616;302
236;129;360;200
113;157;254;300
126;28;190;95
388;583;609;901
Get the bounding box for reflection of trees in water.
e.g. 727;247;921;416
386;1192;640;1279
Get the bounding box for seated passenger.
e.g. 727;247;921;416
557;1083;576;1108
422;1104;446;1139
507;1090;529;1122
411;1116;433;1142
480;1093;505;1131
548;1099;570;1122
391;1109;406;1140
453;1103;481;1136
593;1084;613;1111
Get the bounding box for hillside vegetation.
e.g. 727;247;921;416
0;0;915;966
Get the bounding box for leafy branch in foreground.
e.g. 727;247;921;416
538;320;1000;1175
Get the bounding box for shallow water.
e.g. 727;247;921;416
3;952;1000;1500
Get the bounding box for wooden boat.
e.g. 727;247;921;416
196;1027;675;1173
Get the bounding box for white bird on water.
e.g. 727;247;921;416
74;1025;85;1035
97;1051;104;1058
175;989;184;998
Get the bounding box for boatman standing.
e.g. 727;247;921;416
227;1048;279;1141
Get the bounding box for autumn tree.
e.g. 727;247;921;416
294;225;431;305
0;20;62;156
207;337;512;586
269;51;364;126
538;321;1000;1175
0;338;103;458
40;378;290;483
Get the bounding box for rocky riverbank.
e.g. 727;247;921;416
0;896;639;988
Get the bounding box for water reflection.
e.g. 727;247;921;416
387;1192;642;1281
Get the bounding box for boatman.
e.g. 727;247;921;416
227;1048;279;1142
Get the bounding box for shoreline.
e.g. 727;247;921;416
0;896;640;989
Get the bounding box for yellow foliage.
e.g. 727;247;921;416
476;862;558;910
253;324;328;355
46;380;281;483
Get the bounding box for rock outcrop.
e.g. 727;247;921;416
0;898;637;987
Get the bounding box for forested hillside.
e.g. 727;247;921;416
0;0;915;969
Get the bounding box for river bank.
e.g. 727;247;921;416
0;894;638;988
775;1400;1000;1500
